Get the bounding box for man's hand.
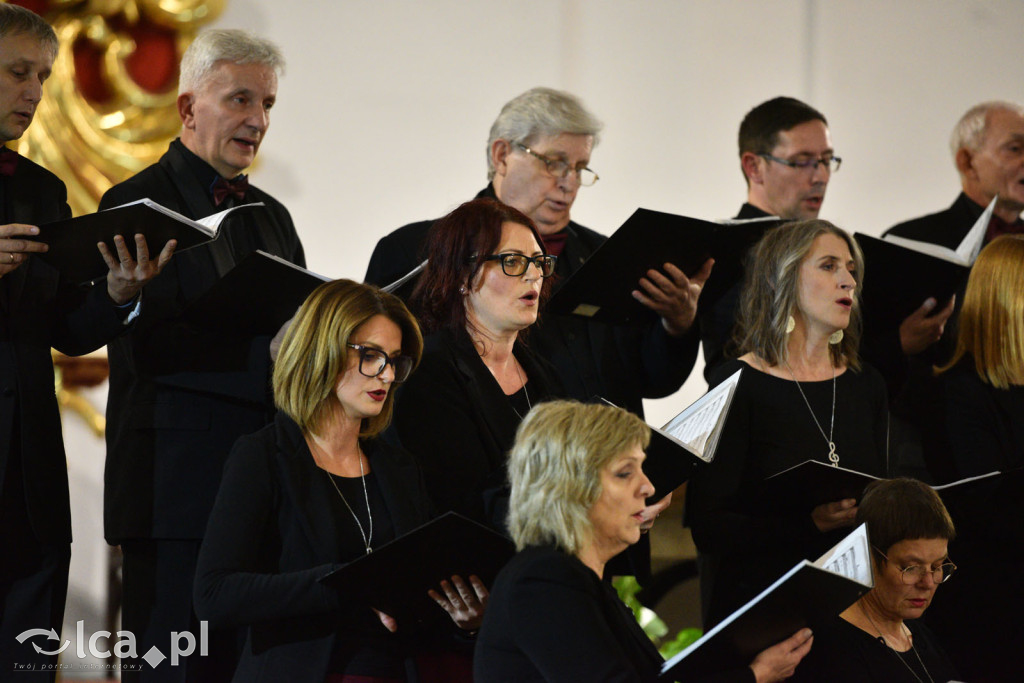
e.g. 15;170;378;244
100;234;176;305
0;223;48;279
633;258;714;337
899;295;955;355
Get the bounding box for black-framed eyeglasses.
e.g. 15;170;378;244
479;253;558;278
346;344;414;384
872;545;956;585
759;153;842;173
514;142;599;186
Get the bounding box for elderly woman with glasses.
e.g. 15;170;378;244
194;280;485;683
391;198;566;529
791;478;959;682
474;401;814;683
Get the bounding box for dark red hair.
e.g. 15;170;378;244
412;198;549;334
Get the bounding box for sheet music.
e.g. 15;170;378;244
955;195;997;264
813;523;873;587
195;202;266;230
660;369;741;462
716;216;782;225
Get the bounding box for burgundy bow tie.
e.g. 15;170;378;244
0;147;20;177
211;175;249;206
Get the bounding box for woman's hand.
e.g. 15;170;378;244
811;498;858;532
749;628;813;682
428;574;489;631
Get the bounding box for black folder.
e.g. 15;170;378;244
856;233;968;329
31;199;262;284
318;512;516;626
762;460;880;512
545;209;722;325
660;559;869;679
183;251;330;336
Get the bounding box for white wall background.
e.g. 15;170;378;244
204;0;1024;424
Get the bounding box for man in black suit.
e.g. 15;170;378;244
101;28;303;682
699;97;839;380
883;101;1024;359
0;5;172;678
366;87;706;423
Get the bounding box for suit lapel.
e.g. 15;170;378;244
162;145;237;277
5;162;57;308
274;416;344;564
449;329;521;469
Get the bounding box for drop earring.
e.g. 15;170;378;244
828;329;844;345
785;315;796;334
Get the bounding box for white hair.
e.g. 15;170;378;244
950;100;1024;157
179;29;284;94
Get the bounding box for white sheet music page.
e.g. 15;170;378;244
659;368;742;463
813;523;873;588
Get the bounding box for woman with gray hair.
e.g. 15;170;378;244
686;220;889;628
474;401;814;683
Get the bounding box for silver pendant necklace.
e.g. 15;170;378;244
323;449;374;555
784;360;839;466
510;357;532;420
860;602;935;683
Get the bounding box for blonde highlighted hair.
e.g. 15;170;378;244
731;219;864;370
507;401;650;555
273;279;423;438
938;234;1024;389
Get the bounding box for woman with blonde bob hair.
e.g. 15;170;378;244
687;219;889;628
195;280;485;683
475;401;814;683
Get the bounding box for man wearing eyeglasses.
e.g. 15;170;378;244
367;88;706;578
367;87;705;422
700;97;838;380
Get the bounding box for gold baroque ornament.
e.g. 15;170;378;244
13;0;226;215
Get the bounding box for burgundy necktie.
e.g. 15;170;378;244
211;175;249;206
0;146;20;177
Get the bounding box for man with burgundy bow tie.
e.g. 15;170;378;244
0;5;174;678
99;28;303;683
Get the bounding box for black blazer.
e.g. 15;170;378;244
474;546;665;683
0;155;127;545
365;185;699;419
193;412;433;683
100;140;305;542
392;327;562;528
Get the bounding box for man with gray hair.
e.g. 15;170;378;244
100;28;303;682
366;87;705;579
367;87;706;422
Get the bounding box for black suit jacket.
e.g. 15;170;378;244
474;546;664;683
366;186;698;418
193;412;433;683
0;155;127;545
100;141;305;542
392;327;562;528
